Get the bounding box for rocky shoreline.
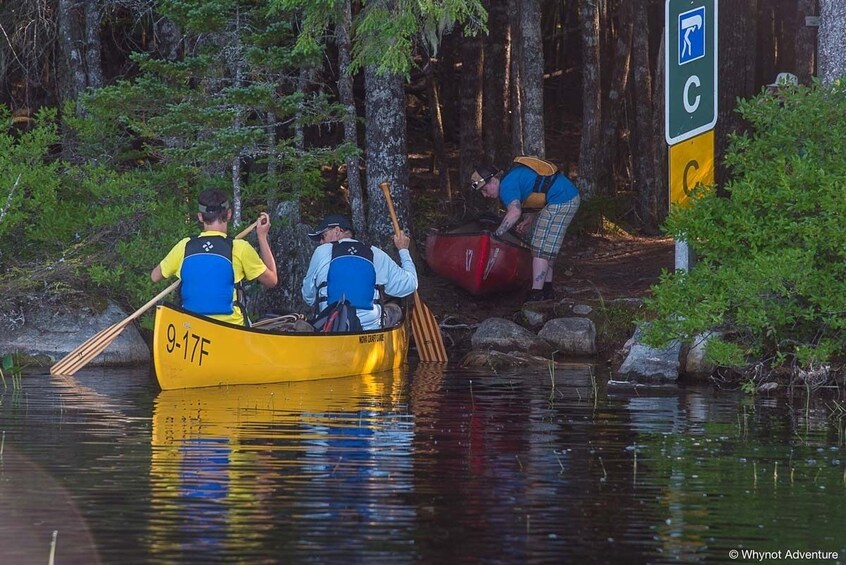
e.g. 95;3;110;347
3;296;711;386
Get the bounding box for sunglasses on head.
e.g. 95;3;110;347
470;174;494;191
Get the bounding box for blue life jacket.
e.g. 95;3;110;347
180;235;235;315
324;240;376;309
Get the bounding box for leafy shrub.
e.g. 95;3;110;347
644;81;846;367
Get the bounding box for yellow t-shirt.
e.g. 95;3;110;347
159;230;267;325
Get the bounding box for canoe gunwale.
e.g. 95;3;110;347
429;229;531;251
160;303;408;337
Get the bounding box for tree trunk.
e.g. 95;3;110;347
266;110;278;211
651;30;668;217
795;0;817;84
716;1;758;187
577;0;600;199
365;66;409;247
631;2;660;232
519;0;544;157
459;34;484;189
437;32;460;147
508;0;524;155
84;0;103;89
153;16;183;61
596;0;633;196
255;201;313;314
229;15;246;227
57;0;87;104
425;62;451;201
818;0;846;84
757;3;777;87
295;68;310;150
483;0;511;167
338;0;365;233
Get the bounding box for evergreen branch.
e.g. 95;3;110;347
0;174;21;228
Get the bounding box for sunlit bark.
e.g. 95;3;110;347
519;0;544;157
365;66;409;246
818;0;846;84
577;0;600;199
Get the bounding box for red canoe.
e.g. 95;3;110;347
425;218;532;295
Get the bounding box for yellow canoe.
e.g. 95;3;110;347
152;304;409;390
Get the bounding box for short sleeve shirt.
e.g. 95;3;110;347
499;166;579;207
159;230;267;325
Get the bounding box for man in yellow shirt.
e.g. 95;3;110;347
151;189;278;325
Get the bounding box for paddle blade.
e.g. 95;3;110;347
410;294;448;362
49;319;130;376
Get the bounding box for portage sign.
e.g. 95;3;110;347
665;0;717;145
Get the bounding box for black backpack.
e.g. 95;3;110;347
310;300;363;333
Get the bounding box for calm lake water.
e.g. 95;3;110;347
1;363;845;564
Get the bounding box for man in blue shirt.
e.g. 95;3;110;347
470;162;580;302
301;214;418;330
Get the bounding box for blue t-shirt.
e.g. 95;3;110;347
499;166;579;207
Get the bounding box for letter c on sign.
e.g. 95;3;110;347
683;75;701;113
683;159;700;195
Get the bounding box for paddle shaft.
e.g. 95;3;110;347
50;218;261;375
379;182;448;362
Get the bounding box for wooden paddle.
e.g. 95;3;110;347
379;182;448;362
50;218;261;376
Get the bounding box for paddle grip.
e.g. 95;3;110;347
379;182;403;237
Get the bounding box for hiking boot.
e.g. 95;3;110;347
524;289;545;303
543;287;555;301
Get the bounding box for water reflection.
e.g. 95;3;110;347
149;371;413;563
1;365;845;563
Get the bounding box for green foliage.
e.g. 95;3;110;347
0;0;487;323
274;0;487;77
590;299;642;351
739;378;757;395
0;108;64;256
75;0;349;198
644;81;846;366
702;338;745;368
0;352;24;389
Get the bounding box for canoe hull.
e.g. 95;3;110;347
425;229;531;295
152;304;408;390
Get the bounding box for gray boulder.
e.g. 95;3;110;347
615;326;681;383
684;331;720;379
521;308;549;328
460;350;554;371
0;301;149;367
471;317;553;356
538;317;597;355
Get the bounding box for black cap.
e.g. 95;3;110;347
473;163;498;179
308;214;354;241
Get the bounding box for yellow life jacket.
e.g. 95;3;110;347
503;156;560;210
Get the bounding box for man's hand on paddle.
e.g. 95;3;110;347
394;231;411;250
256;212;271;239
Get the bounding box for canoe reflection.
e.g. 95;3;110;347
149;370;409;561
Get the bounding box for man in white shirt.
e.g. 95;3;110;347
301;214;418;330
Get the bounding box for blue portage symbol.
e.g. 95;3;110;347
678;6;705;65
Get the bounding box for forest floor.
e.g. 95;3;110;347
416;229;677;364
407;131;676;354
415;228;675;328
